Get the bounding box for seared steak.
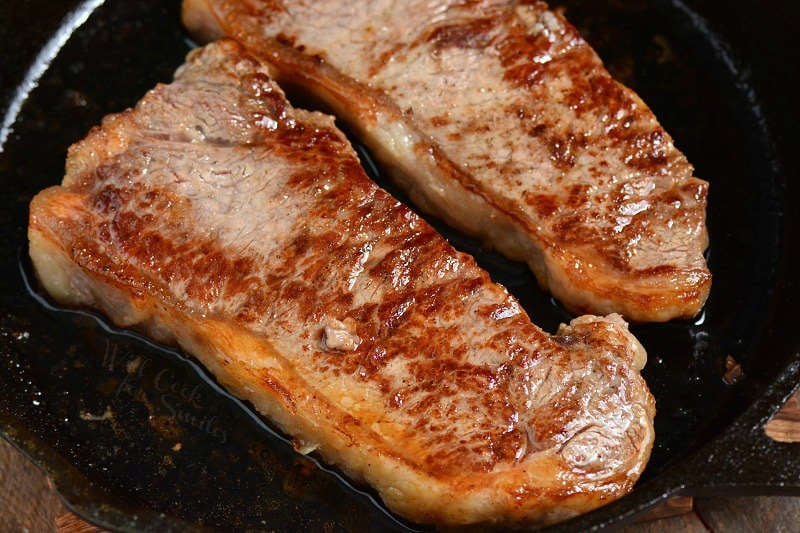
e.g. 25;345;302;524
183;0;711;322
28;40;654;527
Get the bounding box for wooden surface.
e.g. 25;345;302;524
765;394;800;442
1;392;798;532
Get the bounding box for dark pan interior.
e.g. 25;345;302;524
1;0;798;531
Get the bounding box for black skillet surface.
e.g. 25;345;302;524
1;0;799;531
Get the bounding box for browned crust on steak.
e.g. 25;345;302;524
182;0;711;322
28;40;654;527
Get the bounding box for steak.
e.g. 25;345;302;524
28;40;654;527
182;0;711;322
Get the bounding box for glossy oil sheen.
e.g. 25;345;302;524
0;0;798;531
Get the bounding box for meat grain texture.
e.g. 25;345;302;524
183;0;711;322
28;40;655;527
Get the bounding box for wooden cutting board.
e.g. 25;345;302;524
1;392;798;532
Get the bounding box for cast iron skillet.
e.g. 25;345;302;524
1;0;799;530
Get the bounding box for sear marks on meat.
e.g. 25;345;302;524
182;0;711;322
28;40;654;527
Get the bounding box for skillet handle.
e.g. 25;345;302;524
682;372;800;497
